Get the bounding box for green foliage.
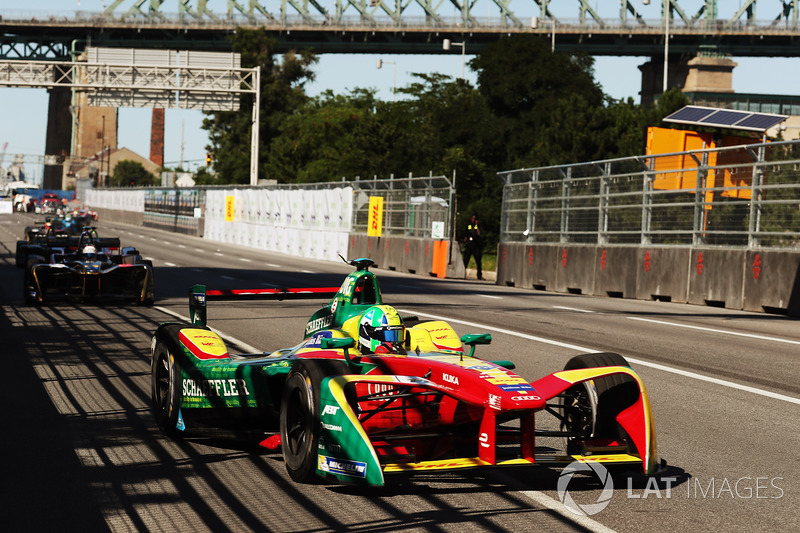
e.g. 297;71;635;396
111;160;157;187
203;29;317;184
192;167;224;186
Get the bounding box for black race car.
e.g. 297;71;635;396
16;220;81;268
23;228;155;306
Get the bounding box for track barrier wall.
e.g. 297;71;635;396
494;243;800;316
348;234;464;279
688;248;746;310
86;189;463;281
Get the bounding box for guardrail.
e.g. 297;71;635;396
496;139;800;316
498;140;800;250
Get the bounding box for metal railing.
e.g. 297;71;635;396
350;175;454;240
84;173;454;240
498;140;800;249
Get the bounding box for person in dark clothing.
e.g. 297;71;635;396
463;213;483;280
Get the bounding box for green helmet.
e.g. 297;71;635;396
358;305;405;354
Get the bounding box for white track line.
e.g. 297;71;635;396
553;306;595;313
628;316;800;346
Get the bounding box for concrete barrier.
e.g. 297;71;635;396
742;250;800;315
383;237;402;271
93;207;144;227
527;244;561;291
496;243;525;286
445;240;466;279
555;245;597;295
635;247;691;302
594;246;639;298
688;248;746;310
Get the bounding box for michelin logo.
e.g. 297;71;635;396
318;455;367;478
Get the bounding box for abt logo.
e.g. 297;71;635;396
322;405;340;416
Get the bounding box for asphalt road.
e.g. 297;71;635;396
1;212;798;532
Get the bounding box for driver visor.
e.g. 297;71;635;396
377;326;403;343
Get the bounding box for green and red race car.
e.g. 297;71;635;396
151;258;659;486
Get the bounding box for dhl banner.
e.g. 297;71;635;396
368;196;383;237
224;195;235;222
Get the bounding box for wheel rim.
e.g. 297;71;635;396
562;385;593;437
284;386;310;457
155;353;172;414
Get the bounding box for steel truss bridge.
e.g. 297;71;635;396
3;1;800;60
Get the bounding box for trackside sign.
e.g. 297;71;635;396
368;196;383;237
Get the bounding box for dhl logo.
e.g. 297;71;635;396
179;329;229;360
383;458;489;472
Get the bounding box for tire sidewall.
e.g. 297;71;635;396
280;366;318;481
151;339;182;437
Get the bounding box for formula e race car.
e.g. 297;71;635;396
23;228;155;306
150;258;658;487
16;219;82;268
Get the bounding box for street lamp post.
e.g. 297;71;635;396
442;39;466;79
530;16;555;53
663;0;670;94
376;58;396;102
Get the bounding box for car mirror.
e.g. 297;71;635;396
460;333;492;358
321;337;355;350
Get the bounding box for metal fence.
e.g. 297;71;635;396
498;139;800;249
88;173;455;240
349;175;454;240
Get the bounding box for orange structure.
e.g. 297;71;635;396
646;126;763;201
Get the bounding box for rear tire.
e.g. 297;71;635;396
15;241;28;268
561;352;638;454
24;258;44;305
151;339;183;438
279;360;348;483
138;260;155;306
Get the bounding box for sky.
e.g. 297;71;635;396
1;1;797;184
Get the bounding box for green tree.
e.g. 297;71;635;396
111;160;157;187
471;34;605;169
202;29;317;184
266;88;386;183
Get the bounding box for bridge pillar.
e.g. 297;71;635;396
638;55;691;106
74;93;117;188
44;88;71;189
682;55;737;93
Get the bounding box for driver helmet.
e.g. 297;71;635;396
358;305;405;354
82;244;97;260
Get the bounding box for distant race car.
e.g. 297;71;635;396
23;228;155;306
150;258;659;487
16;219;81;268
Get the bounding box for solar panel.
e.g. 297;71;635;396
736;114;787;131
665;106;716;123
663;105;787;132
699;109;742;125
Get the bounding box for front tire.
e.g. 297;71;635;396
561;352;639;453
151;339;183;438
279;360;348;483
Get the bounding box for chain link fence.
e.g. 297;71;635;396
498;140;800;249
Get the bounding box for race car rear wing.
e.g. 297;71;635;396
189;284;340;327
